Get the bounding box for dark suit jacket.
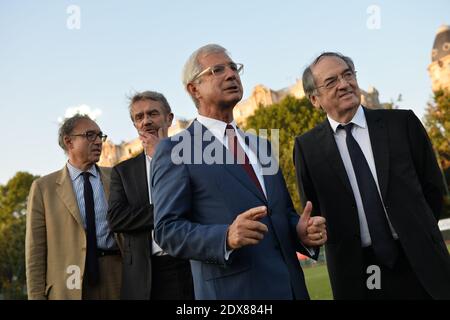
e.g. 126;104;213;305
151;120;316;300
107;152;155;299
294;107;450;299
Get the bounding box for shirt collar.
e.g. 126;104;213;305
66;161;98;181
196;114;238;140
327;105;367;133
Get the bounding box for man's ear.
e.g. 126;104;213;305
167;112;174;126
310;94;322;110
63;135;73;150
187;82;201;100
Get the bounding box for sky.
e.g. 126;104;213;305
0;0;448;184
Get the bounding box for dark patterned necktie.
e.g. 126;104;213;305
339;123;398;268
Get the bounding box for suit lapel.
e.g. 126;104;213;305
364;108;390;201
56;166;84;228
98;165;111;201
134;152;150;204
319;120;355;199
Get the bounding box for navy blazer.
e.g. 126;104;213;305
152;120;315;300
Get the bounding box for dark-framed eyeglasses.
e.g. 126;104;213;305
70;131;107;142
315;70;357;90
192;62;244;82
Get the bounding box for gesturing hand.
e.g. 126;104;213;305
226;206;269;250
140;126;168;157
297;201;327;247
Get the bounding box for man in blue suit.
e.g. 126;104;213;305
151;44;327;299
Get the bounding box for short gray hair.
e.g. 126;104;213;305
182;44;229;107
128;90;172;122
58;114;93;152
302;52;355;100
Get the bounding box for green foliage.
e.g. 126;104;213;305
424;89;450;219
0;172;39;299
244;95;326;212
424;89;450;170
0;172;38;224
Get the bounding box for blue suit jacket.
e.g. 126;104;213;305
152;120;315;299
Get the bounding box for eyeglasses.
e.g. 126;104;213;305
192;62;244;82
70;131;108;142
315;70;357;90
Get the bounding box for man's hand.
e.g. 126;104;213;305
297;201;327;247
139;126;168;157
226;206;268;250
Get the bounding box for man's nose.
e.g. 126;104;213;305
336;76;351;89
224;67;238;80
143;114;153;124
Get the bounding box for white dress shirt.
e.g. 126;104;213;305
327;105;398;247
145;153;166;256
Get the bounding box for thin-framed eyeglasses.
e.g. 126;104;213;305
70;131;108;142
315;70;357;90
191;62;244;82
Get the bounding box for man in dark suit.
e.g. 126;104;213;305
294;52;450;299
107;91;194;300
151;44;327;300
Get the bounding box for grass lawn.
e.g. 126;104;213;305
303;263;333;300
303;243;450;300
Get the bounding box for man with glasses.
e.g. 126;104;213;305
294;52;450;299
26;114;121;299
151;44;327;299
107;91;194;300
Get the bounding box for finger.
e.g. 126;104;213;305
300;201;312;223
246;221;268;233
308;233;323;241
240;206;267;220
242;229;266;241
312;216;326;226
306;225;321;234
311;234;327;246
239;238;261;247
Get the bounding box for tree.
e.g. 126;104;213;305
244;96;326;212
424;89;450;219
0;172;39;299
424;89;450;171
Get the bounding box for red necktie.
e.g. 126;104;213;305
225;124;265;199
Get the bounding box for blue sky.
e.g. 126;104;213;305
0;0;448;184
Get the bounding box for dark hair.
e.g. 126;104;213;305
128;90;172;122
58;114;93;152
